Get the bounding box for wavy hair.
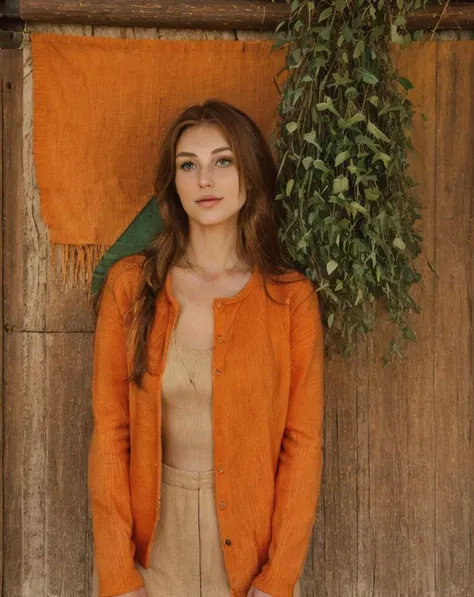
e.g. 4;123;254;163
130;99;294;386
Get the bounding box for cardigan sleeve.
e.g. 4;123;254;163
88;265;145;597
251;279;324;597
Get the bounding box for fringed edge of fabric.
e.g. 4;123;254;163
50;243;109;288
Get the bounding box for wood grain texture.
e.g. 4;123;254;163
434;40;473;597
2;49;24;597
44;333;94;597
20;1;474;30
395;42;437;597
21;0;290;31
0;50;4;594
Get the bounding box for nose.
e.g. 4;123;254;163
198;166;214;188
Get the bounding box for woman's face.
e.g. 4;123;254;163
174;123;246;228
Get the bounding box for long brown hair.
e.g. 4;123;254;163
131;99;294;386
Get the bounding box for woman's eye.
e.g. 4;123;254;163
217;158;232;167
180;162;195;171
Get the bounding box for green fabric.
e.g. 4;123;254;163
91;196;163;295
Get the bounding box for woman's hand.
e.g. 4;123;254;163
247;587;274;597
115;589;147;597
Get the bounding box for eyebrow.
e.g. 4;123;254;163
175;146;232;159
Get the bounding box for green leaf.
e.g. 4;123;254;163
286;121;299;133
353;40;365;59
361;71;379;85
316;102;329;111
333;176;349;194
318;7;333;22
393;237;406;250
373;152;391;167
335;150;351;167
286;179;295;196
365;187;380;201
338;113;366;128
91;196;163;295
327;312;335;328
391;24;405;44
367;120;391;143
302;156;314;170
313;159;329;172
303;130;317;145
398;76;414;91
326;260;338;275
368;95;379;107
349;201;368;217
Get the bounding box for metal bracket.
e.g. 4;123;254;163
0;12;25;49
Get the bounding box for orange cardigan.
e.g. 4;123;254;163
89;255;324;597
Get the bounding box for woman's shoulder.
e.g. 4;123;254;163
265;268;316;304
102;254;146;305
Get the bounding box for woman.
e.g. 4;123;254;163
89;99;324;597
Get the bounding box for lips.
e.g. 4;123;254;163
196;196;223;207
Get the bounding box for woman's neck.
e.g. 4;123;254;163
184;220;244;274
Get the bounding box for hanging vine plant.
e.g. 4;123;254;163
273;0;428;362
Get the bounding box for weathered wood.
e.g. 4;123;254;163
3;331;24;596
434;41;473;597
354;42;438;597
19;1;474;30
395;41;437;597
2;48;23;597
3;332;94;597
317;355;358;597
0;49;3;597
408;3;474;30
44;333;94;597
21;0;290;31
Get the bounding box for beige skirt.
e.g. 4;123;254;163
92;463;301;597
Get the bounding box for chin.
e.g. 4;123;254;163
190;211;240;228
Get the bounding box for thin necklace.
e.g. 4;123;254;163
172;331;196;389
183;254;240;283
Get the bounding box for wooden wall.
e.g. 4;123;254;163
2;25;473;597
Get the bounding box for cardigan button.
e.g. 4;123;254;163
219;501;226;510
215;369;222;376
218;465;225;474
225;539;232;546
216;300;223;309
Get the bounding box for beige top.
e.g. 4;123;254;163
161;330;214;472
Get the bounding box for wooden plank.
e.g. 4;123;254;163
3;331;24;596
320;355;358;597
3;332;94;597
434;40;473;597
2;50;23;332
355;41;439;597
408;3;474;30
0;50;4;596
2;48;23;597
19;1;474;30
44;333;94;597
394;41;437;597
20;0;290;31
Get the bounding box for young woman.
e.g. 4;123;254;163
90;99;324;597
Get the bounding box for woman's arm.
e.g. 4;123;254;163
251;279;324;597
88;267;145;597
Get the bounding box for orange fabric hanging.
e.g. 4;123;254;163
31;33;286;279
